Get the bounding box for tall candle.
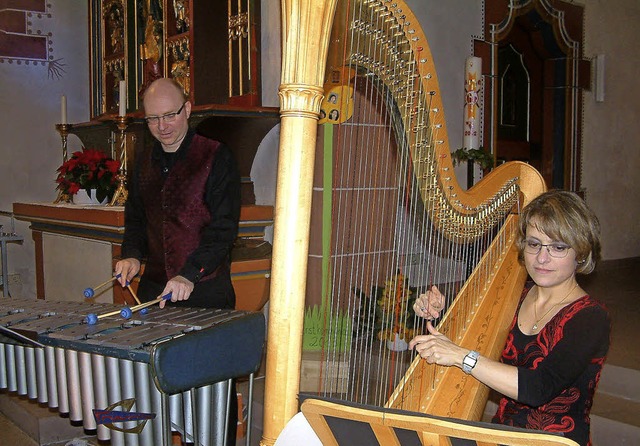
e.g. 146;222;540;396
463;56;482;150
61;95;67;124
119;80;127;116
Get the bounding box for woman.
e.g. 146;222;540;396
409;190;610;446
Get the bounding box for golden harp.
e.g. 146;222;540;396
261;1;546;444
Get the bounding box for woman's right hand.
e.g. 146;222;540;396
413;285;446;320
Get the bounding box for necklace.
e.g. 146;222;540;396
532;283;579;330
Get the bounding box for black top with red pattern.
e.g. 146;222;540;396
492;283;611;446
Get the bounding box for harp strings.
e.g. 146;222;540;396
319;0;424;406
323;0;428;407
323;0;404;405
314;0;517;411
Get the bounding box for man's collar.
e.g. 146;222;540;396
152;129;195;161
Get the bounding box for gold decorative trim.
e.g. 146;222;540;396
278;84;325;118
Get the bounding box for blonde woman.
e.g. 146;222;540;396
410;190;610;446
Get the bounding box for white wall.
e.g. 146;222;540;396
582;0;640;260
0;0;89;297
261;0;282;107
407;0;484;154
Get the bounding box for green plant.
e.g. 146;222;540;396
55;148;121;203
451;147;495;171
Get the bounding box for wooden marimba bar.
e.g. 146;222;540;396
0;298;265;446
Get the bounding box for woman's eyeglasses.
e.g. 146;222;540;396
523;239;572;258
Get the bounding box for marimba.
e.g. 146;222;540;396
0;298;265;446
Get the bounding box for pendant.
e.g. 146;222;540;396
532;324;538;330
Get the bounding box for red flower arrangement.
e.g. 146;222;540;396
55;148;121;203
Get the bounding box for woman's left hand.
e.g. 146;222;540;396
413;285;445;320
409;321;467;368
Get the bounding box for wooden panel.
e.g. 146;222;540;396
32;230;44;299
232;257;271;312
300;397;580;446
13;202;271;231
13;202;125;227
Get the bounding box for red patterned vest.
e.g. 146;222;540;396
138;134;223;283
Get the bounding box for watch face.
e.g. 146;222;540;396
463;351;478;373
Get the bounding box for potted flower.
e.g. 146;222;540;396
55;148;121;204
354;272;419;351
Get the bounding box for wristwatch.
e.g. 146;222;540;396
462;350;479;374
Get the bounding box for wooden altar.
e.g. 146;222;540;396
12;202;273;311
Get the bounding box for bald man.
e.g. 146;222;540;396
116;78;240;310
115;78;240;445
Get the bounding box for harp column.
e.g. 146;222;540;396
261;1;338;445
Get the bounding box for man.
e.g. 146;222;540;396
116;78;240;309
115;78;241;446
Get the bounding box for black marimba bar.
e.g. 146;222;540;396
0;298;266;446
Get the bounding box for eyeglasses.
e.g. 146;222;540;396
145;102;186;125
523;238;572;258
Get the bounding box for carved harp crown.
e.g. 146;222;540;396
262;0;546;443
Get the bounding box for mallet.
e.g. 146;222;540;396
85;293;172;325
119;293;173;319
83;274;122;298
126;283;142;306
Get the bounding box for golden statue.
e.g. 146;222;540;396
139;0;163;95
170;44;190;96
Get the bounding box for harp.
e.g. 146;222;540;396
261;0;546;444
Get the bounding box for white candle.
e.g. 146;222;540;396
463;56;482;150
61;95;67;124
119;80;127;116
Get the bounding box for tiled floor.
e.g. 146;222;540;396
0;257;638;445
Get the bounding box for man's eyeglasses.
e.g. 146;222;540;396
523;238;572;258
145;102;186;125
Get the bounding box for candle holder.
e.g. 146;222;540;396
109;116;131;206
54;123;73;204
